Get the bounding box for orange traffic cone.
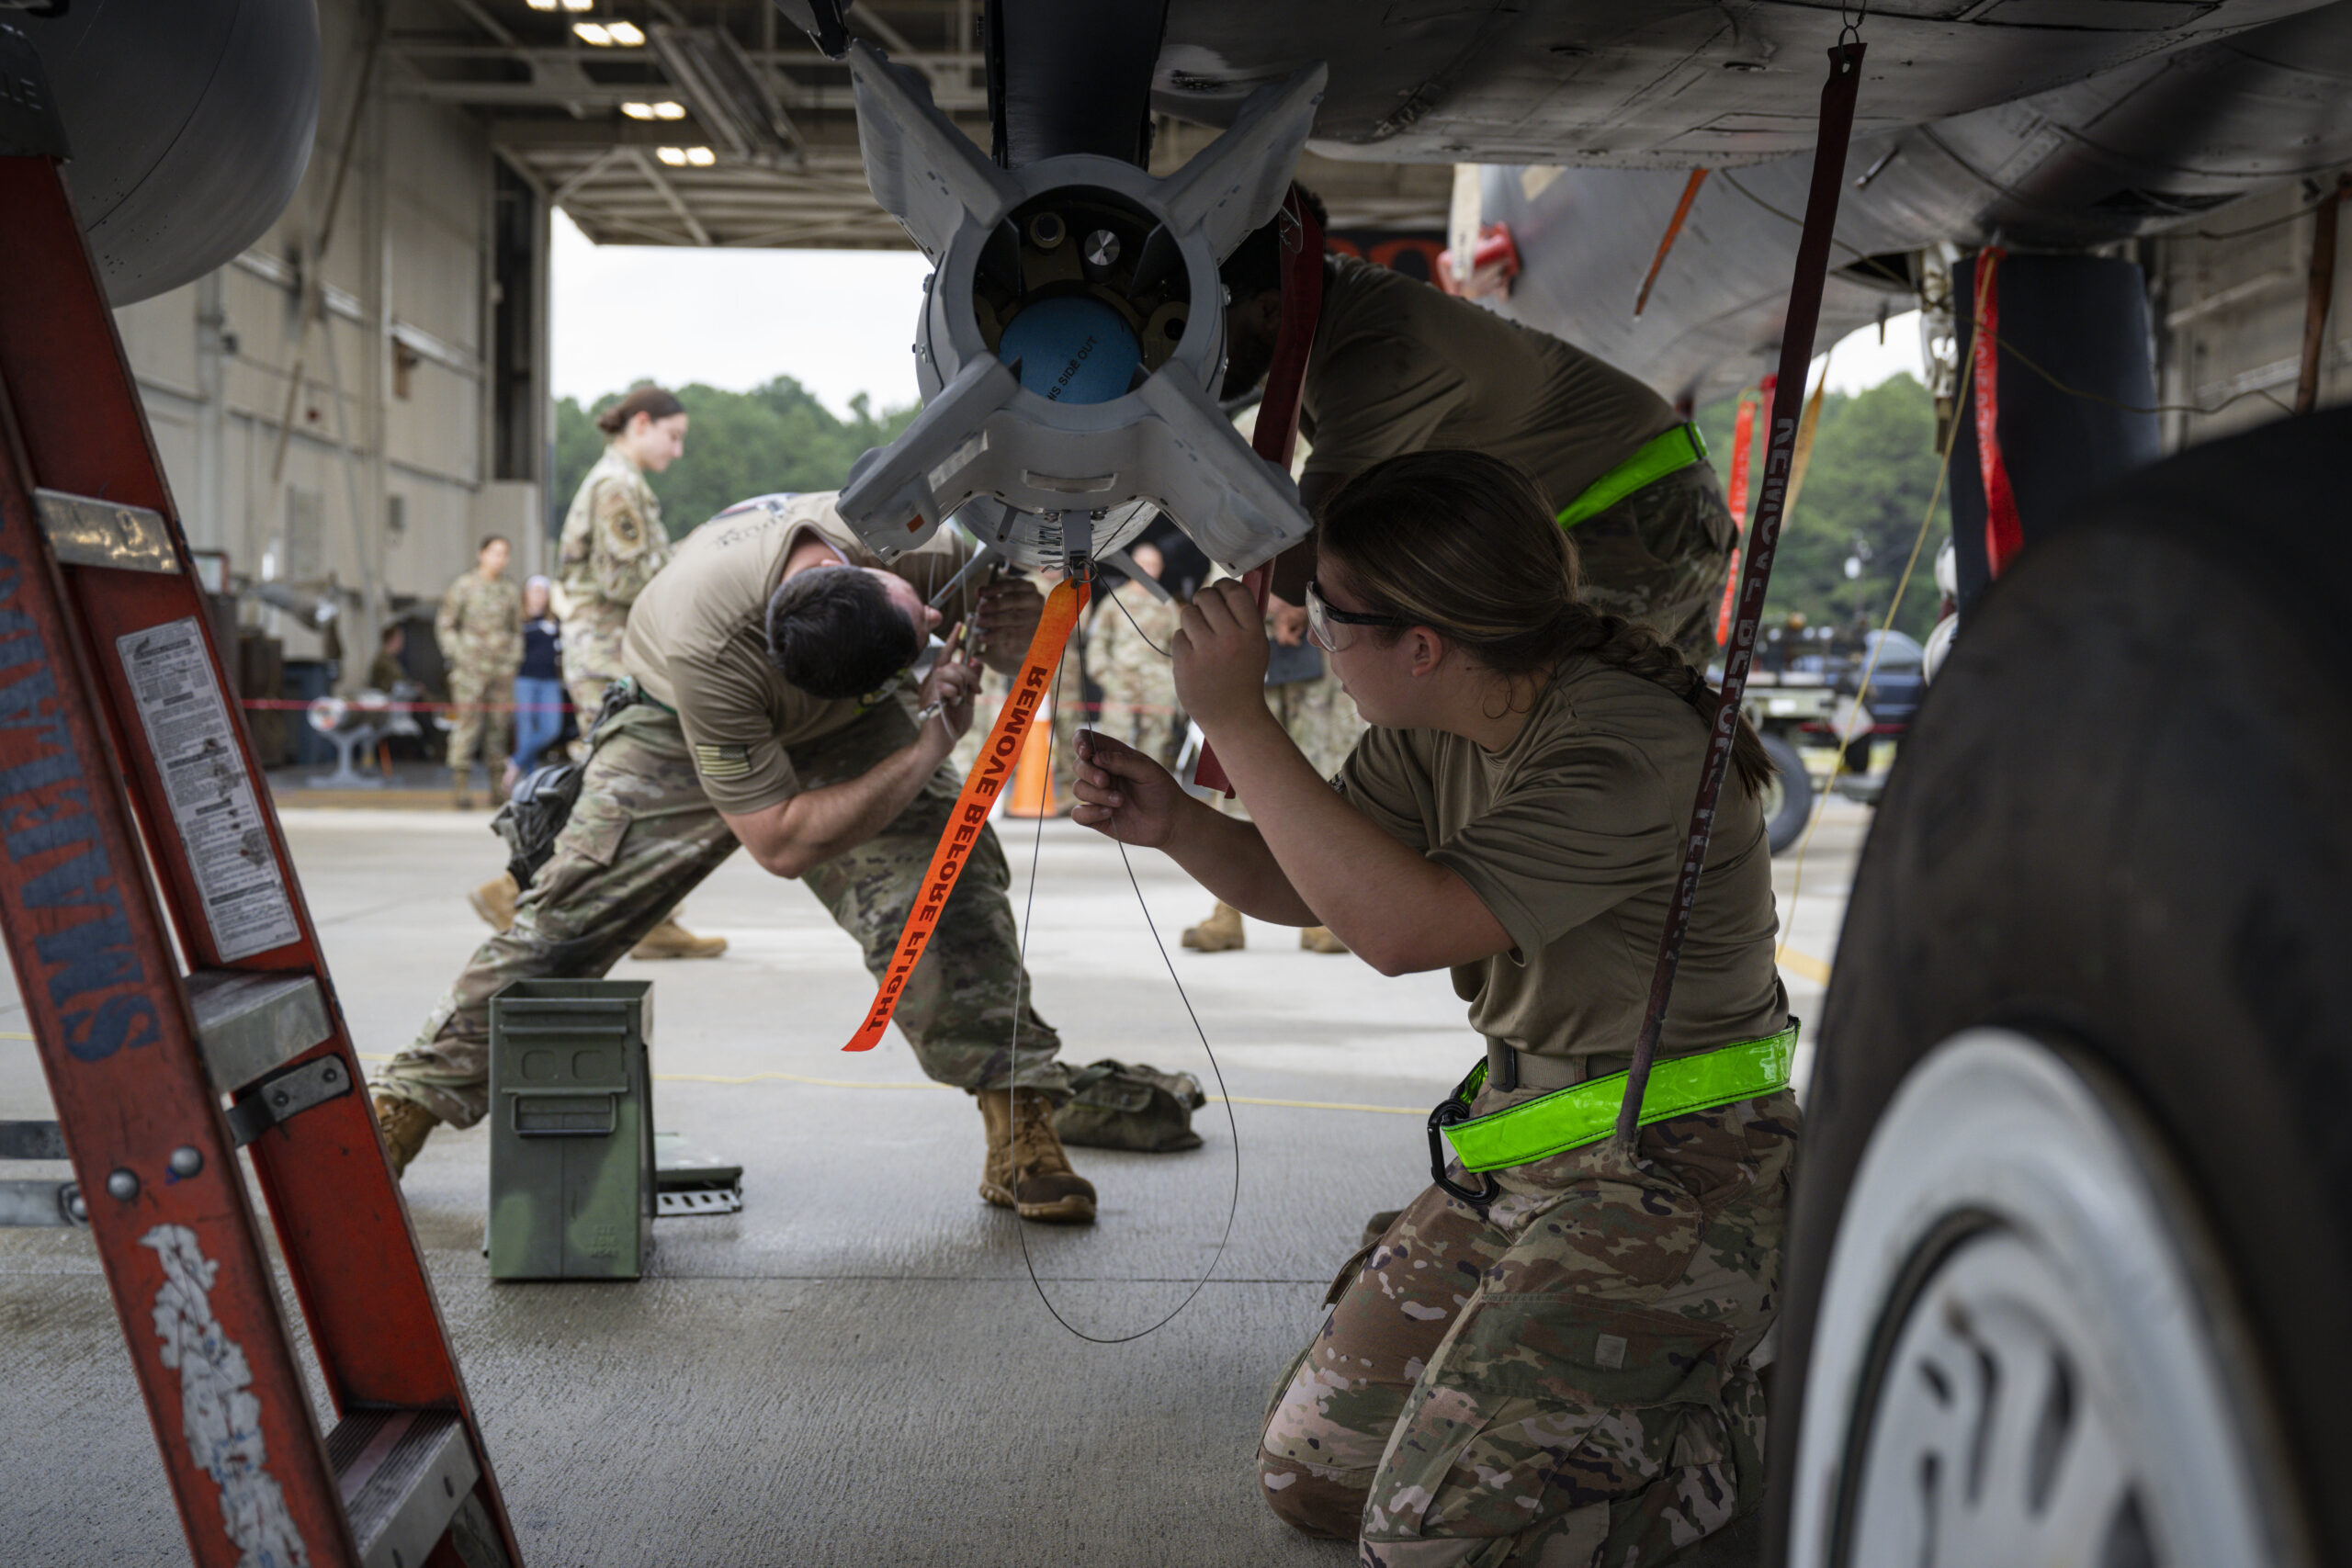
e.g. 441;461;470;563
1006;711;1056;818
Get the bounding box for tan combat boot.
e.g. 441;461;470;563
630;914;728;960
1181;900;1245;953
469;872;519;933
977;1089;1097;1224
371;1093;440;1179
1299;925;1349;954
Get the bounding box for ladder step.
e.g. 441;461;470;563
657;1186;743;1217
30;487;178;573
186;968;332;1092
0;1119;67;1159
0;1179;83;1227
327;1409;479;1568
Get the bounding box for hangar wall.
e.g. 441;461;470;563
107;0;547;680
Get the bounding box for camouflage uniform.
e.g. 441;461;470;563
1566;464;1736;669
435;568;521;781
1259;1089;1799;1564
1269;662;1368;783
374;698;1074;1127
1084;581;1183;768
558;445;673;718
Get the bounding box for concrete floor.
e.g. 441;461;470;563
0;791;1866;1567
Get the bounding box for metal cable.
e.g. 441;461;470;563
1003;607;1239;1344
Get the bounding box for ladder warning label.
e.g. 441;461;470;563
117;618;300;962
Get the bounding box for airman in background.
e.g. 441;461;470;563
1181;594;1364;956
367;622;407;694
436;535;520;810
470;384;725;958
1219;188;1736;668
1083;541;1184;771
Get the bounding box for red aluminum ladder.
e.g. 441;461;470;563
0;153;526;1568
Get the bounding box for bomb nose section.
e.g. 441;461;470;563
834;41;1326;576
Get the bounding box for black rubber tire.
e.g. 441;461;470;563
1760;731;1810;854
1766;410;2352;1565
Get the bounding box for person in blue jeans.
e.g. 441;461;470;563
503;574;567;795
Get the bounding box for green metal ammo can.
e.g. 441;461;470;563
486;978;654;1280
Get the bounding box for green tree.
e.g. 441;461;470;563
1696;372;1950;642
550;378;921;540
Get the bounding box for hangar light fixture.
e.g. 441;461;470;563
621;101;687;120
573;18;643;46
655;146;716;167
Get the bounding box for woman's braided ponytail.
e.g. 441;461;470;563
1319;449;1773;795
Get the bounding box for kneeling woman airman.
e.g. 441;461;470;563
1071;449;1796;1565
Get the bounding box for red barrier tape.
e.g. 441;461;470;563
842;577;1090;1052
240;697;576;714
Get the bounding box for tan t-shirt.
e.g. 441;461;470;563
1338;657;1784;1066
1302;254;1681;509
620;491;967;814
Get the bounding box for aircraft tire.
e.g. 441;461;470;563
1760;730;1810;854
1765;410;2352;1566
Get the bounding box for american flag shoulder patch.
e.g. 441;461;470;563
694;743;752;780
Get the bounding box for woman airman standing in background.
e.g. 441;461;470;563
469;384;726;959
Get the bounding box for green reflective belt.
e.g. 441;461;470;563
1439;1022;1797;1173
1555;421;1709;530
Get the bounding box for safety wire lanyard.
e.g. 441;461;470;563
1613;31;1867;1153
1007;624;1245;1344
841;546;1243;1341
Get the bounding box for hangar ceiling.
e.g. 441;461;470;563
393;0;1451;248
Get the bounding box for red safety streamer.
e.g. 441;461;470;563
1972;246;2024;578
1713;379;1767;648
1634;168;1711;318
843;576;1090;1051
1194;186;1325;795
1614;39;1866;1150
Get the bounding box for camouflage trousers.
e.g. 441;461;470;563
375;702;1073;1127
446;670;515;779
564;670;614;728
560;612;628;722
1568;462;1737;668
1258;1089;1800;1566
1092;686;1181;772
945;650;1093;809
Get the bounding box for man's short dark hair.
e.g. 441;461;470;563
478;534;510;554
1219;186;1330;302
764;567;920;699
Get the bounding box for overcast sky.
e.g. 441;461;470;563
549;210;1922;417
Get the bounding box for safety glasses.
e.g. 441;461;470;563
1305;577;1408;651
